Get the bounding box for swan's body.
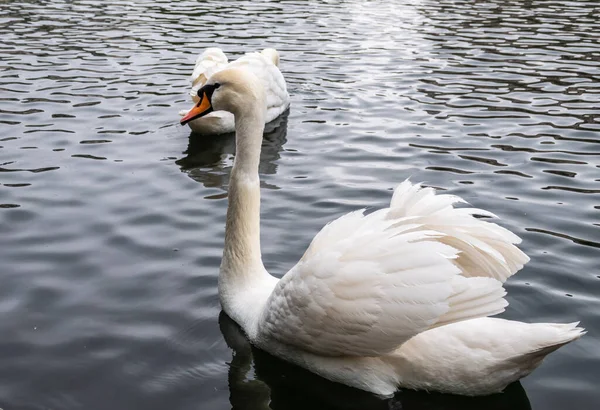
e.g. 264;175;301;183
179;48;289;135
180;68;584;396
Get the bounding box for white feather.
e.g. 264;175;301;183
189;47;229;95
388;180;529;282
251;180;579;394
392;318;586;395
259;198;510;357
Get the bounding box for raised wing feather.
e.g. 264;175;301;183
259;182;512;357
388;180;529;282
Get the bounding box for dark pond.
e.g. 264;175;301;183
0;0;598;409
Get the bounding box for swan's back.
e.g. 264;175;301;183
257;180;525;358
226;50;289;122
248;180;583;395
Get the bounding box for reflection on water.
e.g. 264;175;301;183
176;110;289;192
219;312;532;410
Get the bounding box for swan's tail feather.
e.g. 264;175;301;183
388;180;529;283
529;322;586;355
505;322;585;376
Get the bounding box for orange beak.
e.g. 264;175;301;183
180;91;213;125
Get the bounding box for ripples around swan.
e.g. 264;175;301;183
0;1;598;409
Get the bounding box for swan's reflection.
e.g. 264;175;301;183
176;110;289;191
219;311;532;410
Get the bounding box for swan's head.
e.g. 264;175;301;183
180;68;265;126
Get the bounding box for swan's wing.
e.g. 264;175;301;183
189;48;229;101
259;192;509;357
228;50;290;122
388;180;529;282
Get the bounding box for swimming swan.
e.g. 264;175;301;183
180;68;584;396
179;47;289;135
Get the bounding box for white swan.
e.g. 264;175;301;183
179;47;289;135
180;68;585;397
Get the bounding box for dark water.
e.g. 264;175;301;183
0;0;599;409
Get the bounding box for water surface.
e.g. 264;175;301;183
0;1;599;409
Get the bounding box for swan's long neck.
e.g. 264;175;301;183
219;104;275;331
222;109;265;274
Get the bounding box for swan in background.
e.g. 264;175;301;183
179;47;289;135
180;68;584;396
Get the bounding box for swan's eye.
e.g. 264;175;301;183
198;82;222;99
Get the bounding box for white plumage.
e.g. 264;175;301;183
260;205;509;358
187;68;584;397
388;181;530;282
179;47;290;135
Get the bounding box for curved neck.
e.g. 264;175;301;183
220;106;267;289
